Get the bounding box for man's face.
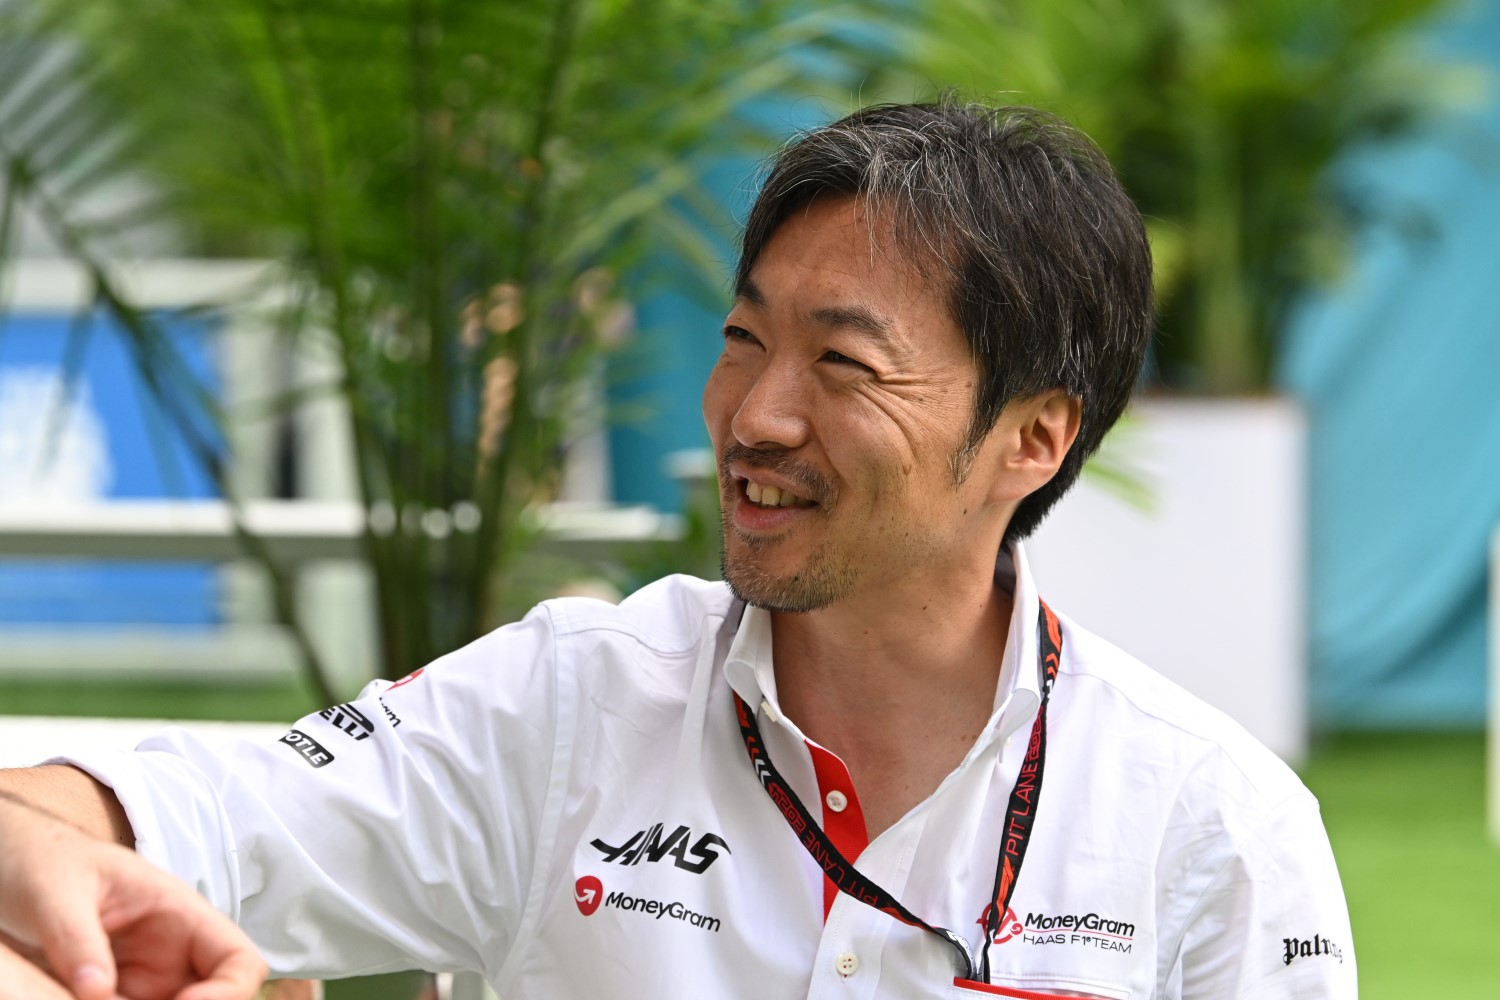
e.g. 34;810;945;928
703;196;1009;613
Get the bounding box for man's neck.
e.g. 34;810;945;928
768;566;1014;838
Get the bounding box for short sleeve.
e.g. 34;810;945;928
1176;792;1357;999
58;603;564;981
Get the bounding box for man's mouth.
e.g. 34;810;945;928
742;479;816;509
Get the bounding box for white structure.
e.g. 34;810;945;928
1029;397;1308;763
0;261;657;694
0;716;287;769
1490;526;1500;845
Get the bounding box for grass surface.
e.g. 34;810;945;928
0;676;324;721
1298;731;1500;999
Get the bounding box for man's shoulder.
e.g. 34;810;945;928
541;573;735;654
411;575;731;722
1056;612;1310;812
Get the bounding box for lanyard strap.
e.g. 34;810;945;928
734;599;1063;983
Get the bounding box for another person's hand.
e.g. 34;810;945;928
0;791;267;1000
0;938;79;999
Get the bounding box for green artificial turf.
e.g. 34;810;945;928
0;676;324;722
1298;731;1500;999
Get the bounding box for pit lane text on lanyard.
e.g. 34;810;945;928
734;600;1064;985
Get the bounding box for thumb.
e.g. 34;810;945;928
29;875;117;1000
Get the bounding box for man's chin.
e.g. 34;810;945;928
726;578;822;615
720;553;853;615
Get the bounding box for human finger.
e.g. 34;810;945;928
104;875;266;1000
174;949;272;1000
23;864;118;1000
178;931;270;1000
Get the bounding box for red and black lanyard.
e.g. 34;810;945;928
734;599;1063;983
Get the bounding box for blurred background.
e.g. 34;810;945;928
0;0;1496;996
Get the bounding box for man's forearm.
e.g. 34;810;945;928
0;765;134;848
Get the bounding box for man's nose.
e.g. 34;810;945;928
730;363;809;451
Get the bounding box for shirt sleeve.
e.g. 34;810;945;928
1176;792;1357;999
56;603;565;982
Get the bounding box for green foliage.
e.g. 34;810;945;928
0;0;859;693
616;460;724;592
881;0;1478;392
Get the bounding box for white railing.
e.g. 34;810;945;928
0;259;682;688
0;499;680;681
0;498;679;562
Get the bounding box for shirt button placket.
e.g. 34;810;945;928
825;789;848;813
834;952;860;977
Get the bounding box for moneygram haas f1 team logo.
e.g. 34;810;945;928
986;907;1138;954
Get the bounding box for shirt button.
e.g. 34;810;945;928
825;789;848;813
835;952;859;977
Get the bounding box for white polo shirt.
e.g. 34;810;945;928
65;544;1355;999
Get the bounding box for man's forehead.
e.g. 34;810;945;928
738;194;950;300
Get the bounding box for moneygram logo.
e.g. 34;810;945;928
574;876;603;916
570;875;720;933
978;905;1025;944
989;908;1136;954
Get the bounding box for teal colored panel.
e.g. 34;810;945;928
1280;2;1500;727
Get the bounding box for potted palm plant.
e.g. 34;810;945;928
1;2;866;996
0;0;856;707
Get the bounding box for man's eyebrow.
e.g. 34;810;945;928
736;278;896;343
734;277;767;309
807;303;894;342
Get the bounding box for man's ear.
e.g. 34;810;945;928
988;390;1081;502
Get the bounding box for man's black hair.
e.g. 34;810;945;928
735;100;1154;539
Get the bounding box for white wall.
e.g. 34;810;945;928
0;717;287;768
1027;397;1308;763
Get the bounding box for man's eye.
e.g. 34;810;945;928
822;350;871;370
723;325;756;343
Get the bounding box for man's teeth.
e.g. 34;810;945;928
745;481;811;508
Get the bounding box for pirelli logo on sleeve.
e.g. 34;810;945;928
319;703;375;741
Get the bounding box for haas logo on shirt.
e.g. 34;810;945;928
590;822;730;874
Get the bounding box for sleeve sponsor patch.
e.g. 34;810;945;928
1282;933;1344;966
278;729;335;768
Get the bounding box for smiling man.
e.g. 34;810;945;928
1;101;1354;999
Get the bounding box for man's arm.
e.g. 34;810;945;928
0;779;265;1000
0;764;135;847
1176;792;1356;998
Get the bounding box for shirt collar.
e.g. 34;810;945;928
993;539;1043;741
723;540;1045;743
722;596;776;715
